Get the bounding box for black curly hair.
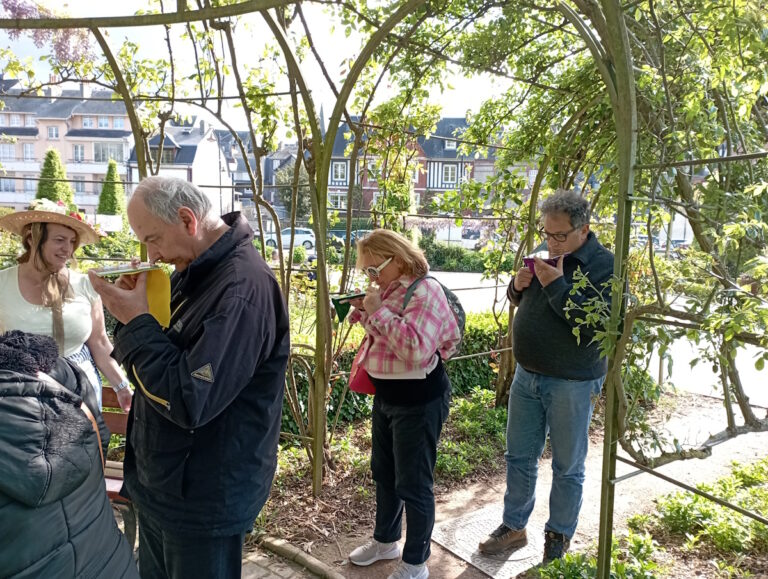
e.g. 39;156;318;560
0;331;59;374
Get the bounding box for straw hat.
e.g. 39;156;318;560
0;199;102;246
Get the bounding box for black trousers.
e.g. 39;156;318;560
370;372;451;565
137;512;246;579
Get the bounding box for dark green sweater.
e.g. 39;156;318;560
508;232;614;380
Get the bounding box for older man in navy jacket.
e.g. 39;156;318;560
90;176;289;579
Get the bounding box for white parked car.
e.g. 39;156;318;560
265;227;316;250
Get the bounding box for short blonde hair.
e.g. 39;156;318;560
356;229;429;277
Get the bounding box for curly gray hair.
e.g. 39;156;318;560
540;189;590;228
133;176;212;224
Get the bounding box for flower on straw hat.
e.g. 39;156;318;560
0;198;103;246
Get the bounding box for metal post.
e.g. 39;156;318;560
595;0;637;576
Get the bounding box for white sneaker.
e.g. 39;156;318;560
387;561;429;579
349;539;401;566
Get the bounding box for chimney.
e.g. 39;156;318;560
45;75;62;100
79;82;91;99
199;119;205;135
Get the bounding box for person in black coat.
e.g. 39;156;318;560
0;330;139;579
88;176;290;579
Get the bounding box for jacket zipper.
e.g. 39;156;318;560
170;299;188;324
132;364;171;411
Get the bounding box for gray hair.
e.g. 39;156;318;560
133;176;212;224
540;189;590;228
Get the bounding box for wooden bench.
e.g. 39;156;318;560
102;386;137;551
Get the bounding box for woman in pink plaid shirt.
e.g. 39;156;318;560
347;229;461;579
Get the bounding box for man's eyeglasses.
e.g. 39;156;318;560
538;226;578;243
365;257;392;279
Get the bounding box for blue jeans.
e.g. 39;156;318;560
503;364;603;539
137;511;246;579
371;385;451;565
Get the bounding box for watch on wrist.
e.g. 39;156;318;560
113;378;131;392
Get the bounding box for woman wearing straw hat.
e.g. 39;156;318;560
0;199;132;411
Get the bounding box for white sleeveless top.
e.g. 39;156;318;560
0;265;99;357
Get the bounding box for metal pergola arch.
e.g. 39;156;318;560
0;2;644;576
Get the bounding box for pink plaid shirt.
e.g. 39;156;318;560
349;275;461;376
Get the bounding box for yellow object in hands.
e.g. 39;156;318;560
146;268;171;328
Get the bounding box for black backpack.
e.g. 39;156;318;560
402;275;465;356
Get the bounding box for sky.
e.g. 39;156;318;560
2;1;506;133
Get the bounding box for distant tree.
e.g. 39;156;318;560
36;148;74;208
275;162;311;222
0;206;20;268
98;159;127;227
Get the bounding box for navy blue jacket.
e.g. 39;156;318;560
113;213;290;536
508;232;614;380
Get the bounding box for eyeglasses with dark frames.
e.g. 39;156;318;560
537;226;578;243
364;257;392;279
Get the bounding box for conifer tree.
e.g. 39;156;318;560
36;148;74;208
97;159;127;227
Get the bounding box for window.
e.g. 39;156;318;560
25;115;35;127
412;192;421;208
98;116;109;129
329;191;347;209
72;176;86;194
23;143;34;161
444;139;457;151
94;142;124;163
113;117;125;130
24;175;35;192
82;117;94;128
332;161;347;182
410;165;420;183
0;178;15;192
442;164;457;183
366;160;377;180
10;114;21;127
150;147;176;164
0;143;14;161
0;115;5;127
47;126;59;139
73;144;85;162
527;169;538;188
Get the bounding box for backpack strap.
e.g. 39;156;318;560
402;275;437;311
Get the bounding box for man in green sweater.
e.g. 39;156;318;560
479;190;614;565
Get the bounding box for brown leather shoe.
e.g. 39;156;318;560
478;524;528;554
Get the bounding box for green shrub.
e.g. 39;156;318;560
446;312;507;395
436;387;507;481
653;457;768;555
292;245;307;264
419;233;482;273
0;207;20;270
535;531;661;579
419;233;516;273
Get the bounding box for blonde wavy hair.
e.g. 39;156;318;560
18;222;78;352
356;229;429;277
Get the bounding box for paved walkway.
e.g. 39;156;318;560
242;547;318;578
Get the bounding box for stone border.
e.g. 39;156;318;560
259;536;346;579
